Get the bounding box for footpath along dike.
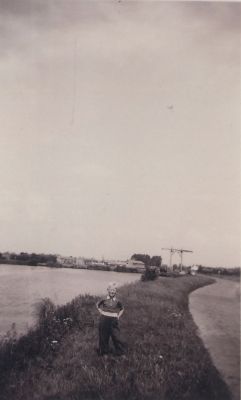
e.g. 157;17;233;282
0;275;233;400
189;277;240;400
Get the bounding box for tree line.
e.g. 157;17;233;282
131;254;162;268
0;252;57;266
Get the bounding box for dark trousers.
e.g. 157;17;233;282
99;316;125;355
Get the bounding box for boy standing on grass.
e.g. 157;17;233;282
96;282;125;356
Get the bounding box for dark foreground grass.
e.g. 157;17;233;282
0;276;231;400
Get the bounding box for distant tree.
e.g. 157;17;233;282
141;267;159;281
16;252;30;263
173;264;178;271
131;254;151;267
150;256;162;268
15;252;57;266
48;254;57;263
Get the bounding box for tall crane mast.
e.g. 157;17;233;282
162;247;193;271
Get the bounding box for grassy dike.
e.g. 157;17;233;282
0;275;231;400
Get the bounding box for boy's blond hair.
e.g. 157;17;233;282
107;281;117;292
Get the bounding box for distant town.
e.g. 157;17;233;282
0;251;240;277
0;251;147;273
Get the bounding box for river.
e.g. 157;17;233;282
0;264;140;337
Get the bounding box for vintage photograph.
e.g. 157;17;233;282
0;1;240;399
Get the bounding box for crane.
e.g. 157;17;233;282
162;248;193;271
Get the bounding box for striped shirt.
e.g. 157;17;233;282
97;296;124;318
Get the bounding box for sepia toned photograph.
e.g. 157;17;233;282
0;1;240;399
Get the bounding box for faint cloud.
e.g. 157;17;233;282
0;0;47;17
182;2;241;33
0;0;109;27
0;0;108;58
1;1;240;60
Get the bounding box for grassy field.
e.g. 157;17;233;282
207;274;240;283
0;275;232;400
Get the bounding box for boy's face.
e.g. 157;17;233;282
108;288;117;298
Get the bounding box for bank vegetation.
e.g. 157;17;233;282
0;275;231;400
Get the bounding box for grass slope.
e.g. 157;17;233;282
0;275;231;400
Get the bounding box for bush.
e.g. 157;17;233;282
141;266;159;281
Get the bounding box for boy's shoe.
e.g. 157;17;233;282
114;351;125;357
114;354;127;361
96;348;109;357
96;348;101;356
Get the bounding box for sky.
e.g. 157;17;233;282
0;1;240;267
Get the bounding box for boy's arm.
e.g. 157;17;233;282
117;301;124;319
118;308;124;319
96;299;104;312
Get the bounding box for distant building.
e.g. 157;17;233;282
88;260;106;267
105;260;126;267
2;252;11;261
191;265;199;275
56;255;86;268
56;255;75;267
126;259;145;272
115;260;127;267
76;257;86;268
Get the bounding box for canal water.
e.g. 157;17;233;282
0;264;140;337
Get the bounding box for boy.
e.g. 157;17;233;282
96;282;125;356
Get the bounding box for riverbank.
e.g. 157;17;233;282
0;265;140;337
0;260;144;274
202;273;240;283
0;276;231;400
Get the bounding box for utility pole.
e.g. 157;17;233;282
178;249;193;271
162;248;193;272
162;247;176;271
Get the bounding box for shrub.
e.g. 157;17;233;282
141;266;159;281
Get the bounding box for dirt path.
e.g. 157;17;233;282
189;277;240;400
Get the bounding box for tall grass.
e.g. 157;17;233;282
0;276;231;400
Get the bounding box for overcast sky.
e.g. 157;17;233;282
0;1;240;267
